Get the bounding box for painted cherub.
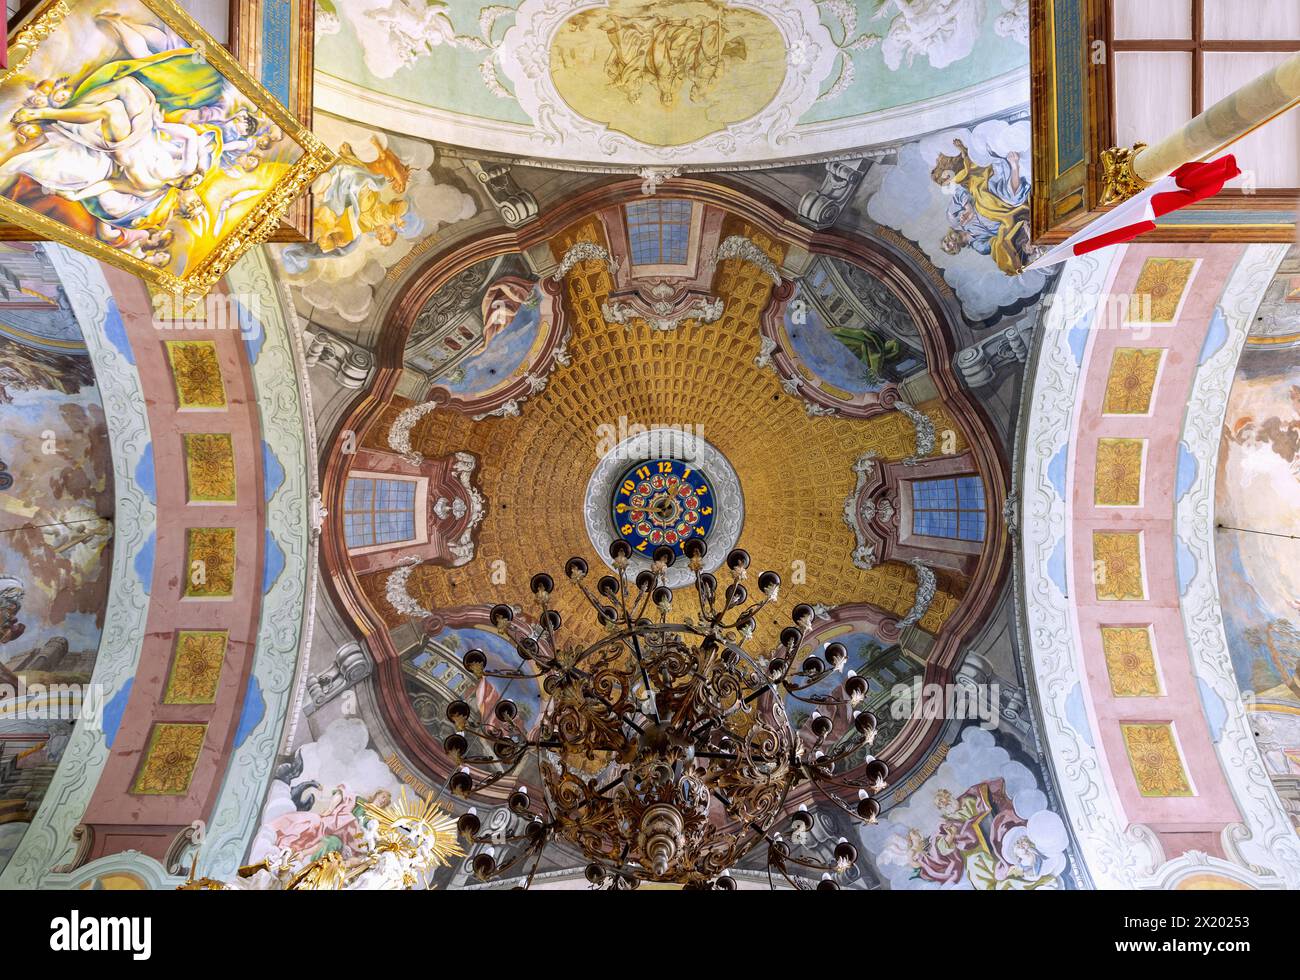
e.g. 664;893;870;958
338;135;410;194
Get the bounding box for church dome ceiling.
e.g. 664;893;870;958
7;0;1297;900
317;182;1011;797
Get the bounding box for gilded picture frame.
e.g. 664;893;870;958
0;0;335;297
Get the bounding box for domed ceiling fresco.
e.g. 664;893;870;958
0;244;113;875
313;0;1030;166
0;0;1295;905
1216;250;1300;833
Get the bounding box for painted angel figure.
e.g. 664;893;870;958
994;0;1030;44
874;0;986;71
292;138;411;260
0;577;25;644
338;0;465;79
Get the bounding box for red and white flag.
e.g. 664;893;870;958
1025;155;1241;271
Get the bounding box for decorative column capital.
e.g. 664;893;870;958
1099;142;1150;206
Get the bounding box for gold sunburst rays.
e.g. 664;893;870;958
360;787;465;870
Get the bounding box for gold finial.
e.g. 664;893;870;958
1100;142;1151;205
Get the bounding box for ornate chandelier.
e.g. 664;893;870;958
445;539;888;890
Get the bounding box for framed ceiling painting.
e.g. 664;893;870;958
1031;0;1297;244
0;0;333;296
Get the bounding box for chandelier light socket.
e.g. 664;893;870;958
457;810;482;839
825;642;847;669
780;626;803;652
449;767;474;798
446;699;471;726
443;731;469;761
530;572;554;598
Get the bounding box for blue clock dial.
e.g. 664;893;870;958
612;458;715;559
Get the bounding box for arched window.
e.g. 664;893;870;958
625;199;693;266
344;476;418;549
910;476;986;542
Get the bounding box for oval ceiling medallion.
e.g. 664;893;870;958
549;0;788;147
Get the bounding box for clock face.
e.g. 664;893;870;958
612;458;715;559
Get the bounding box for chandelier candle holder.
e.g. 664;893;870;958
442;538;889;890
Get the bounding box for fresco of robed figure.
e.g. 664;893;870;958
0;0;310;281
931;138;1031;277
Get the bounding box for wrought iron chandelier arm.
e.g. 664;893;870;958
478;667;552;681
463;752;528;795
772;847;845;876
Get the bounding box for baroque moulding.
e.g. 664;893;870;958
712;235;782;286
1173;244;1300;887
387;558;435;620
1017;246;1168;888
897;561;936;630
44;852;184;891
465;160;541;227
552;241;618;282
495;0;838;165
445;453;487;566
195;247;313;881
389;401;440;465
0;247;156;889
316;59;1027;170
843;451;893;571
305;642;373;717
303;322;374;389
602;283;726;333
639;167;682;196
754;283;904;419
798;159;871;230
897;402;936;465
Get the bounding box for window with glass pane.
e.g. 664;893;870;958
344;477;417;548
1111;1;1300;188
625;200;692;266
911;476;986;542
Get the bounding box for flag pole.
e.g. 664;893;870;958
1101;51;1300;204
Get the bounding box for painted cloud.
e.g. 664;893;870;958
866;116;1048;322
275;114;476;324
